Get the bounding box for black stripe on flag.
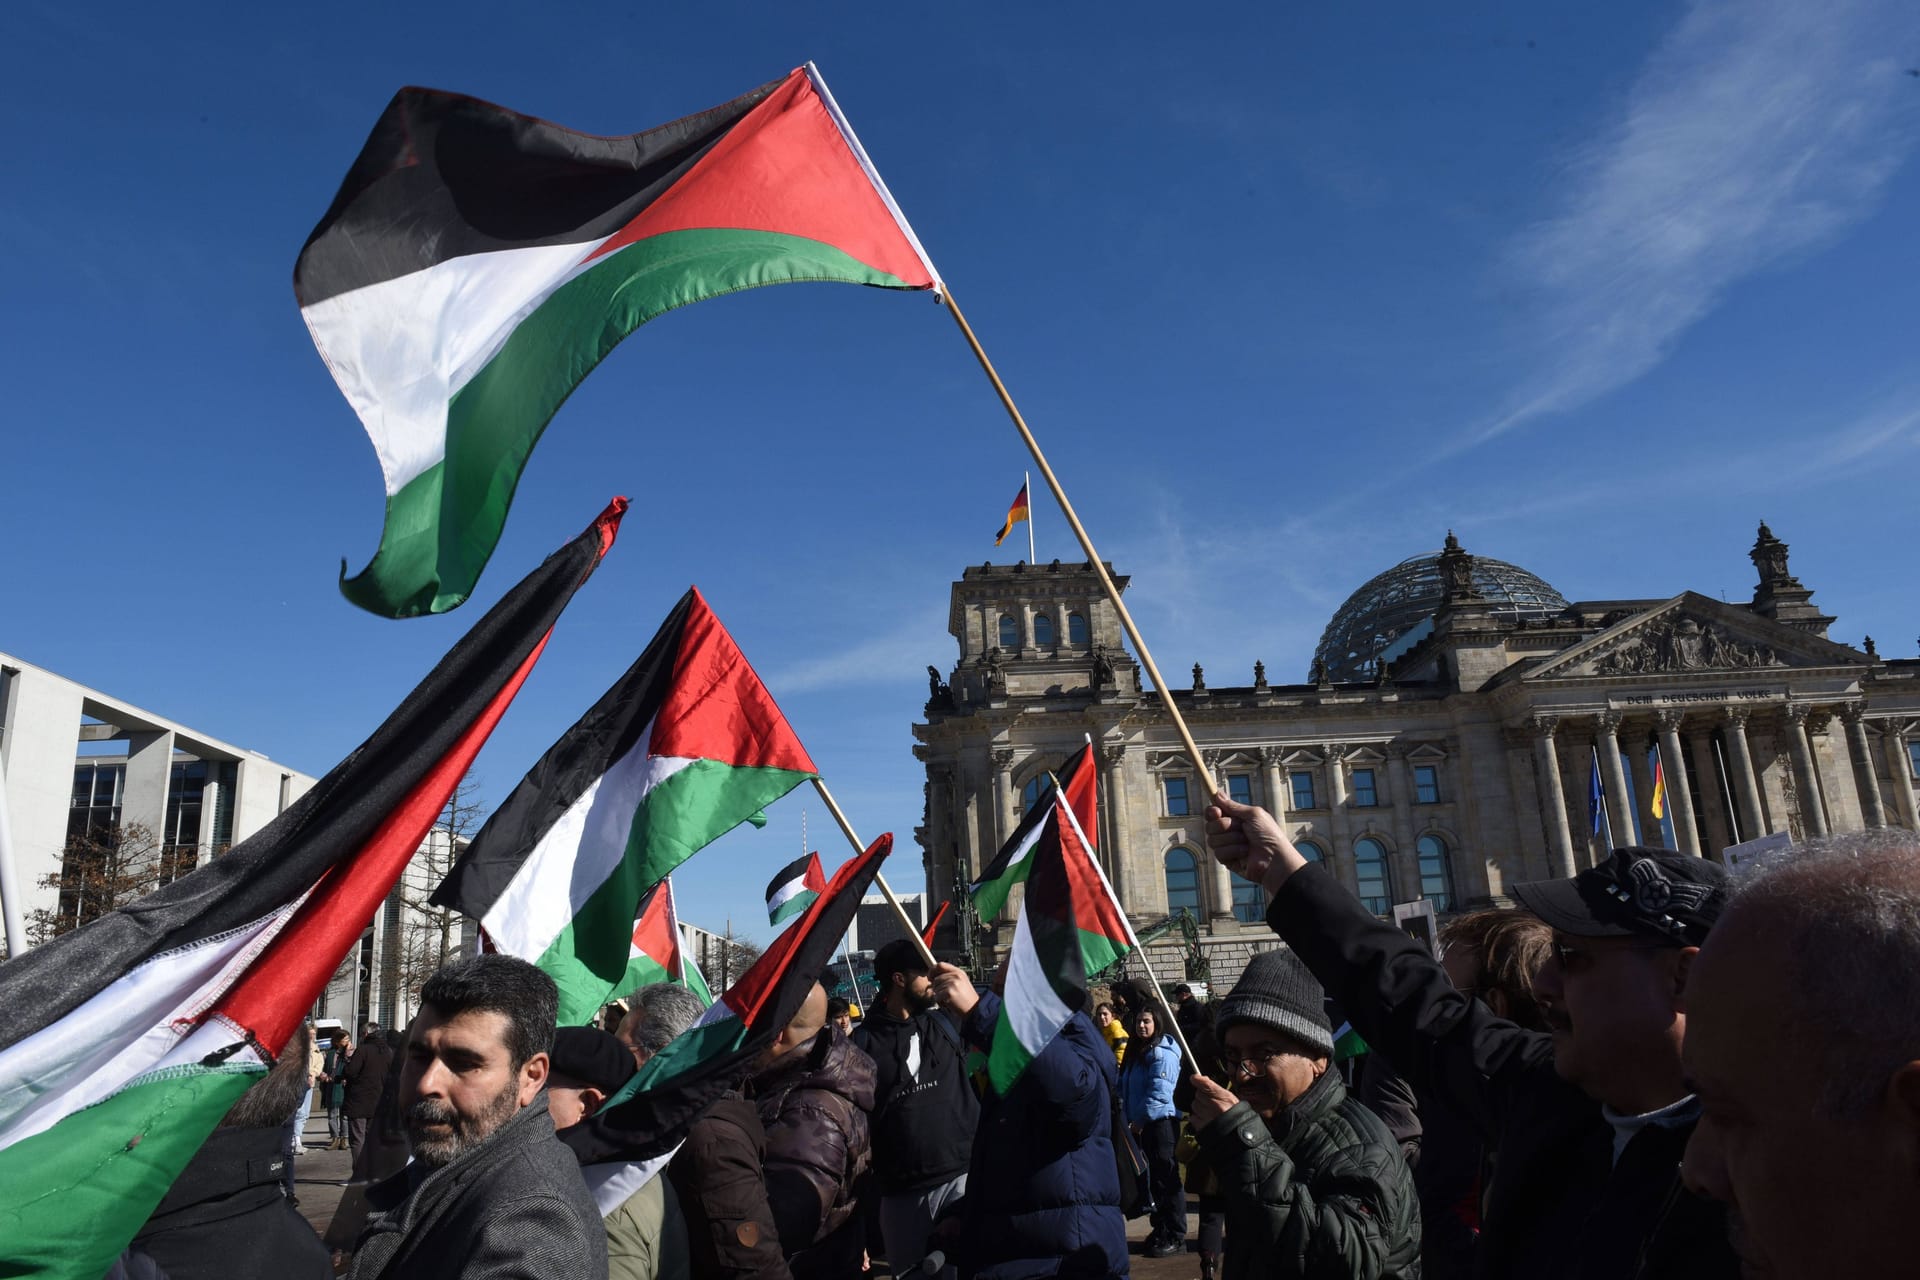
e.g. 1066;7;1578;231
428;589;694;921
294;79;782;307
0;500;627;1054
764;852;815;906
972;742;1092;892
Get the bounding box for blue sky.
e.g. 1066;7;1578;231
5;1;1916;943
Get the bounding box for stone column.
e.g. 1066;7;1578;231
989;748;1015;855
1594;713;1636;851
1688;731;1732;857
122;729;177;848
1783;705;1829;839
1841;704;1887;829
1529;716;1578;878
1653;711;1701;856
1261;745;1289;824
1721;708;1767;841
1201;750;1236;924
1323;747;1351;883
1098;743;1130;906
1883;722;1919;832
1387;745;1421;892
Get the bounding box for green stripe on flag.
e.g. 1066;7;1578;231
769;889;817;927
1077;927;1127;978
342;228;917;617
0;1067;259;1280
536;758;813;1023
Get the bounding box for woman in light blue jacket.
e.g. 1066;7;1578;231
1121;998;1188;1257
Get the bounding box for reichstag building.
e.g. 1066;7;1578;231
912;524;1920;981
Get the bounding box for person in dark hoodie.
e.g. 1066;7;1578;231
749;981;877;1280
930;960;1126;1280
852;939;978;1278
340;1022;392;1169
130;1020;332;1280
1208;791;1740;1280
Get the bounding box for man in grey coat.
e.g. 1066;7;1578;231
349;955;605;1280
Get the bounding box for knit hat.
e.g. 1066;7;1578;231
549;1026;638;1094
1214;948;1334;1057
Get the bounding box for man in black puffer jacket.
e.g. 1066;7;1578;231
1189;948;1421;1280
853;939;978;1278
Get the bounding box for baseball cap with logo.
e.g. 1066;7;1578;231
1511;847;1729;948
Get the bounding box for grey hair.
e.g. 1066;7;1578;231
1724;827;1920;1116
621;983;706;1059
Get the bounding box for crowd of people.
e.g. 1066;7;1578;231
103;794;1920;1279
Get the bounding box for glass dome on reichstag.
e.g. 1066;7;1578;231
1311;547;1569;682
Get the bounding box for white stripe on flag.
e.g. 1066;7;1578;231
299;238;606;496
1002;899;1074;1065
0;904;294;1150
481;719;693;960
766;875;812;916
582;1147;680;1217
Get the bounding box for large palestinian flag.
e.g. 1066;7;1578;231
971;741;1098;923
295;63;942;618
613;877;713;1007
432;586;817;1025
0;499;624;1280
561;835;891;1178
988;794;1133;1095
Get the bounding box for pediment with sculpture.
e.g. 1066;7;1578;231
1525;593;1866;682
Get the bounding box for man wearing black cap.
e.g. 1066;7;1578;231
851;939;977;1279
548;1025;690;1280
1206;791;1739;1279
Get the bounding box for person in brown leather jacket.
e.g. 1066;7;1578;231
667;1090;792;1280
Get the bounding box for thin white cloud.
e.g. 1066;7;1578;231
1477;0;1918;443
762;608;949;694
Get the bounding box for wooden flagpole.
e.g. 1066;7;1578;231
941;292;1217;797
810;777;940;969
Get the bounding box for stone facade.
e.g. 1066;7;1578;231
911;527;1920;991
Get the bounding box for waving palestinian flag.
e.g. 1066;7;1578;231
432;587;816;1025
765;850;825;927
613;877;713;1008
971;741;1098;923
296;63;942;618
989;792;1135;1095
0;499;624;1280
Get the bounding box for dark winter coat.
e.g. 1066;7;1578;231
667;1090;794;1280
340;1036;393;1119
750;1025;877;1278
131;1124;331;1280
350;1095;605;1280
852;1004;978;1193
1268;865;1739;1280
1196;1067;1422;1280
958;992;1127;1280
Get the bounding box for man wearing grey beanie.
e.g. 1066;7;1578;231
1186;948;1421;1279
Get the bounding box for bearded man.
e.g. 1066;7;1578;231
348;955;605;1280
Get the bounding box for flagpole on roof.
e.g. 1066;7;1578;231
941;294;1218;797
1025;470;1036;568
809;778;939;969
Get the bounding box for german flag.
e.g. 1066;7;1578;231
994;482;1030;546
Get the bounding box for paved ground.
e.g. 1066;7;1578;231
292;1111;1209;1277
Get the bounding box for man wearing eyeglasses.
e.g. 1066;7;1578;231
1206;792;1739;1280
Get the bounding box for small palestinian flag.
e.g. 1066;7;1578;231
296;64;942;618
432;587;817;1025
921;900;951;948
971;741;1098;923
988;794;1129;1095
766;851;825;927
614;877;713;1008
560;835;892;1182
0;499;624;1280
1332;1021;1370;1063
994;481;1030;547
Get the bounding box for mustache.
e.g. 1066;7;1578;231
406;1099;459;1128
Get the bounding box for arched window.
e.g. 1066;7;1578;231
1353;837;1392;915
1296;840;1325;864
1021;774;1044;816
1230;872;1266;923
1165;848;1200;919
1033;613;1055;646
1417;834;1455;911
1068;612;1090;645
998;614;1020;649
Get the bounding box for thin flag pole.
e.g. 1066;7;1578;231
1025;469;1036;567
810;777;939;969
843;945;862;1012
941;292;1216;795
1591;745;1615;853
1045;772;1195;1070
0;764;25;957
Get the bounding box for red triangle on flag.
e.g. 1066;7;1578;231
724;834;891;1028
648;588;818;774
